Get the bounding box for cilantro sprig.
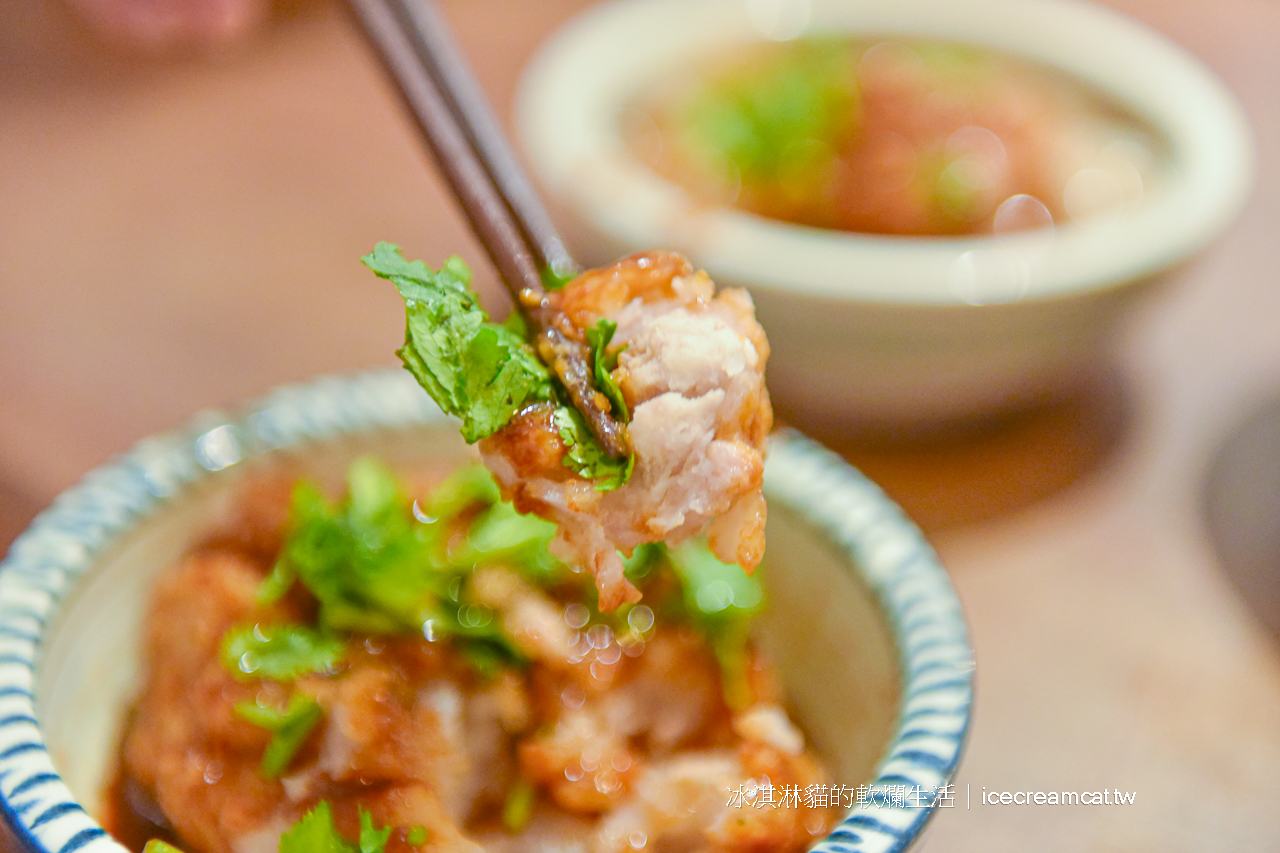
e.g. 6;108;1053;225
262;458;555;670
365;243;635;489
213;456;770;804
364;243;552;444
235;694;325;778
664;542;765;709
585;318;628;422
220;624;345;681
679;39;858;198
554;406;634;492
279;802;390;853
277;458;449;635
142;842;185;853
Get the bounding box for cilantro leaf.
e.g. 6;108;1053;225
622;542;665;585
501;779;536;831
455;636;525;680
279;802;389;853
235;693;325;777
666;541;764;710
359;809;392;853
668;540;763;622
681;39;857;194
364;242;552;443
279;459;447;634
451;500;563;581
256;557;296;606
416;460;501;522
275;459;540;673
143;842;186;853
280;803;347;853
585;319;629;423
367;243;635;490
554;406;634;490
220;624;345;681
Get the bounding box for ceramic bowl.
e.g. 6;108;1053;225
516;0;1254;433
1202;396;1280;644
0;370;971;853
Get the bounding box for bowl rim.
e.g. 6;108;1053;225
0;369;973;853
517;0;1255;307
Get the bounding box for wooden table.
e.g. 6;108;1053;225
2;0;1278;849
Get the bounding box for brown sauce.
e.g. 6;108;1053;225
103;749;181;853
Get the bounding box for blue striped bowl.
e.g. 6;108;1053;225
0;370;972;853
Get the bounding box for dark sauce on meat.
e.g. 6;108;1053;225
102;718;180;852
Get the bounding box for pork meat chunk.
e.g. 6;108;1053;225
480;251;771;610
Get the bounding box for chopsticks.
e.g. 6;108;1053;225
345;0;630;459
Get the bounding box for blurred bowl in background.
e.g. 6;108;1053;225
517;0;1253;435
1203;396;1280;644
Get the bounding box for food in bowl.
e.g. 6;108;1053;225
99;242;793;853
104;455;835;853
369;244;771;612
0;371;970;853
629;35;1164;237
516;0;1253;430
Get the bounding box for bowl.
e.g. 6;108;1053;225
516;0;1254;433
1202;396;1280;644
0;370;971;853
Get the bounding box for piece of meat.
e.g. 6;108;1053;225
123;551;295;853
480;251;771;610
590;751;743;853
591;721;833;853
121;540;493;853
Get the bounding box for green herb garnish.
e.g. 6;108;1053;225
668;540;764;621
585;318;629;423
271;457;533;672
416;462;501;521
255;557;297;606
220;624;345;681
364;242;552;444
358;808;392;853
143;841;186;853
366;242;635;489
235;694;325;778
501;779;536;831
245;456;762;697
681;39;858;193
279;802;345;853
666;541;764;710
278;457;448;635
280;802;390;853
451;500;564;583
555;406;634;491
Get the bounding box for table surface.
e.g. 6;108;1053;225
3;0;1279;850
